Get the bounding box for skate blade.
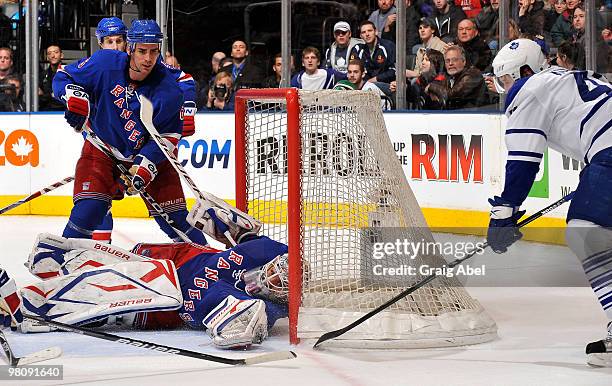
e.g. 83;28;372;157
587;353;612;368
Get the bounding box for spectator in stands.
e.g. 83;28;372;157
406;18;447;78
291;47;345;90
554;40;584;69
454;18;492;72
205;71;235;111
211;52;226;76
38;44;64;111
569;4;611;72
426;45;487;109
454;0;483;18
198;52;228;108
369;0;397;38
263;53;295;88
476;0;500;50
509;19;522;40
350;21;397;84
381;0;421;54
324;21;364;74
0;6;12;48
164;52;180;68
431;0;467;42
551;0;581;46
333;59;392;110
545;0;568;33
0;46;14;82
393;49;447;109
223;40;264;90
518;0;547;36
0;74;24;112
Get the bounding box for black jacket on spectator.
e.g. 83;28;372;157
222;61;264;90
381;4;421;54
518;0;546;37
428;66;487;110
39;65;64;111
475;5;499;45
350;38;397;83
432;4;467;43
457;36;493;72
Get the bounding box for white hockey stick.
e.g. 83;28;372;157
0;176;74;215
81;124;192;243
0;330;61;367
138;95;259;246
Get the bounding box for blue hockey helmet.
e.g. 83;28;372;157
127;19;164;49
95;17;127;42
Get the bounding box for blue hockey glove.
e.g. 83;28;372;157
120;155;158;195
487;196;526;254
62;84;90;132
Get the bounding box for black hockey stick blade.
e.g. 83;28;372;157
0;330;62;366
313;192;575;348
25;315;296;366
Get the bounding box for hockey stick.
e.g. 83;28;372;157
81;124;192;243
0;330;62;366
313;192;575;348
138;95;259;247
24;315;296;366
0;176;74;215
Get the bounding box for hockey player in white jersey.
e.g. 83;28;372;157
486;39;612;367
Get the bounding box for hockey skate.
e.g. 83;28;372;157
586;322;612;367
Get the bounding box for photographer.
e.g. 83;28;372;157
0;75;24;112
205;71;234;111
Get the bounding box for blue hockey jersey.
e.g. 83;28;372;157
53;49;184;165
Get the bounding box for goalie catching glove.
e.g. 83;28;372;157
62;84;90;132
187;199;261;247
202;295;268;349
120;155;158;195
487;196;526;253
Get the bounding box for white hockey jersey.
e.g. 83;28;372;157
504;67;612;165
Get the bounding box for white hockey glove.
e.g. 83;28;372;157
0;269;23;330
243;254;290;303
202;295;268;349
187;199;262;247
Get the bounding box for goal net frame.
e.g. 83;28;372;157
234;88;497;347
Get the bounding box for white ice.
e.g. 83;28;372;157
0;215;610;385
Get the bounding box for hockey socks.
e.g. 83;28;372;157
63;199;110;239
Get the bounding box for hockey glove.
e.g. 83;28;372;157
0;269;23;330
120;155;158;195
181;101;197;137
63;84;90;132
487;196;526;254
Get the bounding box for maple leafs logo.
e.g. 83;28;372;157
11;136;33;161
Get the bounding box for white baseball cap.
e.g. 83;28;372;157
334;21;350;32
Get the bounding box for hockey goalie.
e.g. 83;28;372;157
0;200;290;349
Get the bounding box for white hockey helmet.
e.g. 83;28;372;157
492;39;549;93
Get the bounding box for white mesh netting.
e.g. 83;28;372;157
239;90;496;347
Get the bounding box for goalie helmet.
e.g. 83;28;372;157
95;17;127;42
492;39;549;92
126;19;164;51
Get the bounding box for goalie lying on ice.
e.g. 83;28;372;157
0;234;289;349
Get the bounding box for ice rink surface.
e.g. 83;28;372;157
0;215;610;386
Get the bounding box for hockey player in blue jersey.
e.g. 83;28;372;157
0;200;284;349
486;39;612;367
52;20;207;249
87;18;198;244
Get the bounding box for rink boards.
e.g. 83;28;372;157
0;111;579;244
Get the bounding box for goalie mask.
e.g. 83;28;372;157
243;254;290;303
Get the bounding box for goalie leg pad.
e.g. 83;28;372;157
187;199;262;247
203;295;268;349
20;259;182;328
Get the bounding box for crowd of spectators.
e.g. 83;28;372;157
1;0;611;112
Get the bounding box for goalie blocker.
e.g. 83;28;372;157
4;233;290;349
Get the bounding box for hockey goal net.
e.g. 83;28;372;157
235;88;496;347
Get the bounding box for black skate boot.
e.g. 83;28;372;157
586;322;612;367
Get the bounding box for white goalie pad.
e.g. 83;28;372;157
187;199;262;247
202;295;268;349
27;233;148;279
20;259;182;327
